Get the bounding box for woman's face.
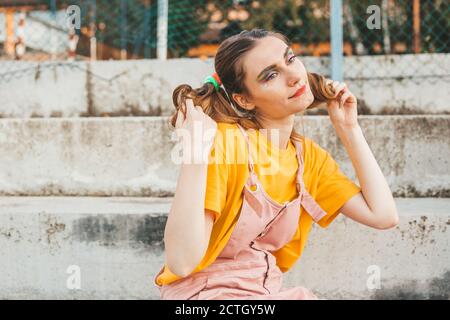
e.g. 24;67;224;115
233;36;314;120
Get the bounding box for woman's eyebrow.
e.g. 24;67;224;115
256;46;292;81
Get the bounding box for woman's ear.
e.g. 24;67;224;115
232;92;255;111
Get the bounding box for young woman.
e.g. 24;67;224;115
153;29;399;300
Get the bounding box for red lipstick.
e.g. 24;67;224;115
289;85;306;99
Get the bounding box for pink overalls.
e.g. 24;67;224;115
154;124;328;300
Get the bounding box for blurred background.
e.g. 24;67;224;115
1;0;448;59
0;0;449;300
0;0;449;115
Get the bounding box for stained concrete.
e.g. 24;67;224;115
0;116;448;197
0;196;449;299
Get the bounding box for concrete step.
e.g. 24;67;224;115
0;115;449;197
0;196;449;299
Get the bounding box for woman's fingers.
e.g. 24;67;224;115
328;79;338;90
174;108;182;127
326;79;355;108
327;79;347;97
185;98;196;117
175;99;195;128
333;82;347;97
339;89;351;108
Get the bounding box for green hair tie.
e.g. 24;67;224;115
204;76;220;91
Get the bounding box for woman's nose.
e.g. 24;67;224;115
288;74;301;87
286;68;301;86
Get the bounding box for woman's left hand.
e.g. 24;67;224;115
326;79;359;130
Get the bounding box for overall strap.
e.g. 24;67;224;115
236;123;258;187
292;139;327;223
292;139;305;194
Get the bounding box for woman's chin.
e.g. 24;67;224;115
289;91;313;108
297;95;314;112
290;100;310;114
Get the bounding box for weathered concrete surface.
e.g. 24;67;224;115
0;62;88;118
0;116;449;197
0;197;169;300
0;197;448;299
0;54;449;118
341;53;450;115
292;198;450;300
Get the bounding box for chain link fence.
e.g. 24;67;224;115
340;0;449;98
0;0;448;94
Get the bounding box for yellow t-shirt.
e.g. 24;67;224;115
155;122;361;286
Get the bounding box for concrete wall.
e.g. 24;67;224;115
0;62;88;117
0;116;448;197
0;196;448;300
0;54;449;118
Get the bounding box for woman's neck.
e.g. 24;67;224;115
258;114;295;150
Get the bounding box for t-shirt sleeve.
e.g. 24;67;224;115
309;140;361;228
204;128;228;224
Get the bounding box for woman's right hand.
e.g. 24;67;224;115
174;98;218;164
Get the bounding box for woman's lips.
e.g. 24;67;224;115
289;84;306;99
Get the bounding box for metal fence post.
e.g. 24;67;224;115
330;0;344;81
120;0;127;59
50;0;57;60
157;0;168;60
143;0;151;59
88;0;97;61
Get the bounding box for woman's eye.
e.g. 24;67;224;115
264;55;296;81
266;73;277;81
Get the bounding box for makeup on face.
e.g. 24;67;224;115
288;84;306;99
256;46;294;82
